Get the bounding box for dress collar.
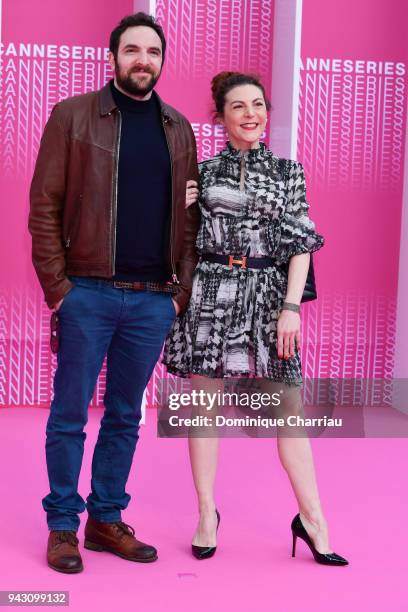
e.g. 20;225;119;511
220;140;269;162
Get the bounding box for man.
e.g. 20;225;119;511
28;12;200;573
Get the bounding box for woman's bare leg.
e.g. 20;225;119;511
277;435;332;553
189;375;222;547
265;382;333;553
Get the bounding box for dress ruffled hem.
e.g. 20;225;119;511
161;358;303;388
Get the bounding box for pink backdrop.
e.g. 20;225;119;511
0;0;406;408
298;0;406;390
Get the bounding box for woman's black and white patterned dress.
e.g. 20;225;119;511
162;142;325;386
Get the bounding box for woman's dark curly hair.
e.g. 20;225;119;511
211;71;271;117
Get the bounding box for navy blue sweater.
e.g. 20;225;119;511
111;81;172;282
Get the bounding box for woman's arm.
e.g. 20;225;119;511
285;252;310;306
276;252;310;360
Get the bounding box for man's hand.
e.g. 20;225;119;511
276;310;301;359
185;180;199;208
171;298;181;316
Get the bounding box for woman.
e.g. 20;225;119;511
162;71;348;566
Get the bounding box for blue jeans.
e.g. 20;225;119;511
43;276;176;531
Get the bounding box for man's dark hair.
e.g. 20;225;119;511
109;12;166;61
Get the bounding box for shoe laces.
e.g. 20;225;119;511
113;521;135;538
54;531;79;547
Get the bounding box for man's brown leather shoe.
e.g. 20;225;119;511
84;516;158;563
47;531;83;573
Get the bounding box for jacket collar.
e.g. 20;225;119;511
98;79;179;123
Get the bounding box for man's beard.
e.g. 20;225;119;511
114;62;161;97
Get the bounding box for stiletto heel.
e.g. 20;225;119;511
291;532;297;557
192;509;220;560
290;513;349;566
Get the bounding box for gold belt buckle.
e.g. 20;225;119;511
228;255;247;269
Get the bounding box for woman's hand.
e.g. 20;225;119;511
186;180;199;208
276;309;301;359
53;298;64;312
171;298;181;316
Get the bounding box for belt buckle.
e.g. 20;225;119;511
228;255;247;269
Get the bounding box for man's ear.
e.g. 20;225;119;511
107;51;115;72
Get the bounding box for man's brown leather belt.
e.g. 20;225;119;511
111;280;177;293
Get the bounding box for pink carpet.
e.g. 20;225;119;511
0;407;406;611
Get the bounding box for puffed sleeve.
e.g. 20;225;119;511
275;160;325;265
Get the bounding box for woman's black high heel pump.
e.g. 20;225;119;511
291;513;349;566
192;509;220;560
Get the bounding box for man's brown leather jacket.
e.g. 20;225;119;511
28;80;200;313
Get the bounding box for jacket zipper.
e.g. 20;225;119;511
111;109;122;275
65;194;83;248
162;114;179;284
